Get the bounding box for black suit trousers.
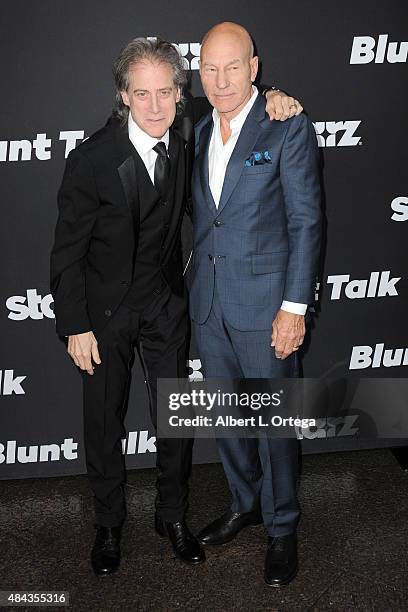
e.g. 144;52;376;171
82;287;193;526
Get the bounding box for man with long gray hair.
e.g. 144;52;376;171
50;36;303;576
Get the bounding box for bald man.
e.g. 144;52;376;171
189;23;321;586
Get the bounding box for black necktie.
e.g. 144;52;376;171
153;141;170;198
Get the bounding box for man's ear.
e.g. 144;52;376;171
250;56;259;83
176;87;181;103
120;90;130;107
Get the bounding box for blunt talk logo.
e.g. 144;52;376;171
327;271;400;300
0;370;26;395
391;197;408;222
350;35;408;64
6;289;54;321
313;121;362;147
0;431;156;466
350;344;408;370
147;37;201;70
0;131;85;162
121;430;156;454
0;438;78;465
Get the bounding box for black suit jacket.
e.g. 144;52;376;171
50;111;197;336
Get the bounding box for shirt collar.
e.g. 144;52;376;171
127;113;170;154
212;85;259;130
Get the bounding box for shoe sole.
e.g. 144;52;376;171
174;554;206;566
93;569;119;577
92;564;120;577
264;567;298;587
199;518;263;546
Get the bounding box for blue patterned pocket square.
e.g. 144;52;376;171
244;150;272;167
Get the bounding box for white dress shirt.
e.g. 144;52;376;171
209;86;259;207
208;87;306;316
127;113;169;185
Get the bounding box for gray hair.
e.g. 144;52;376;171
112;37;187;123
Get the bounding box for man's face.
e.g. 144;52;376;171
121;60;181;138
199;34;258;119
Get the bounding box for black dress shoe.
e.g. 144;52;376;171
198;510;263;545
155;515;205;565
91;525;121;577
264;534;298;587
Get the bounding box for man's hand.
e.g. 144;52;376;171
265;90;303;121
271;310;305;359
68;331;101;375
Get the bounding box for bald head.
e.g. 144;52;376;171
199;22;259;121
201;22;254;60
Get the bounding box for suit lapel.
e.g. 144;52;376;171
114;119;140;240
217;94;266;215
198;119;217;214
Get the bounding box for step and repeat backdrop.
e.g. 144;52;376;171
0;1;407;479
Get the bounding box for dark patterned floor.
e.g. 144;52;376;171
1;448;407;611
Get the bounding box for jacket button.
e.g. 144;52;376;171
121;280;129;286
214;220;223;227
104;309;112;317
208;254;213;261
